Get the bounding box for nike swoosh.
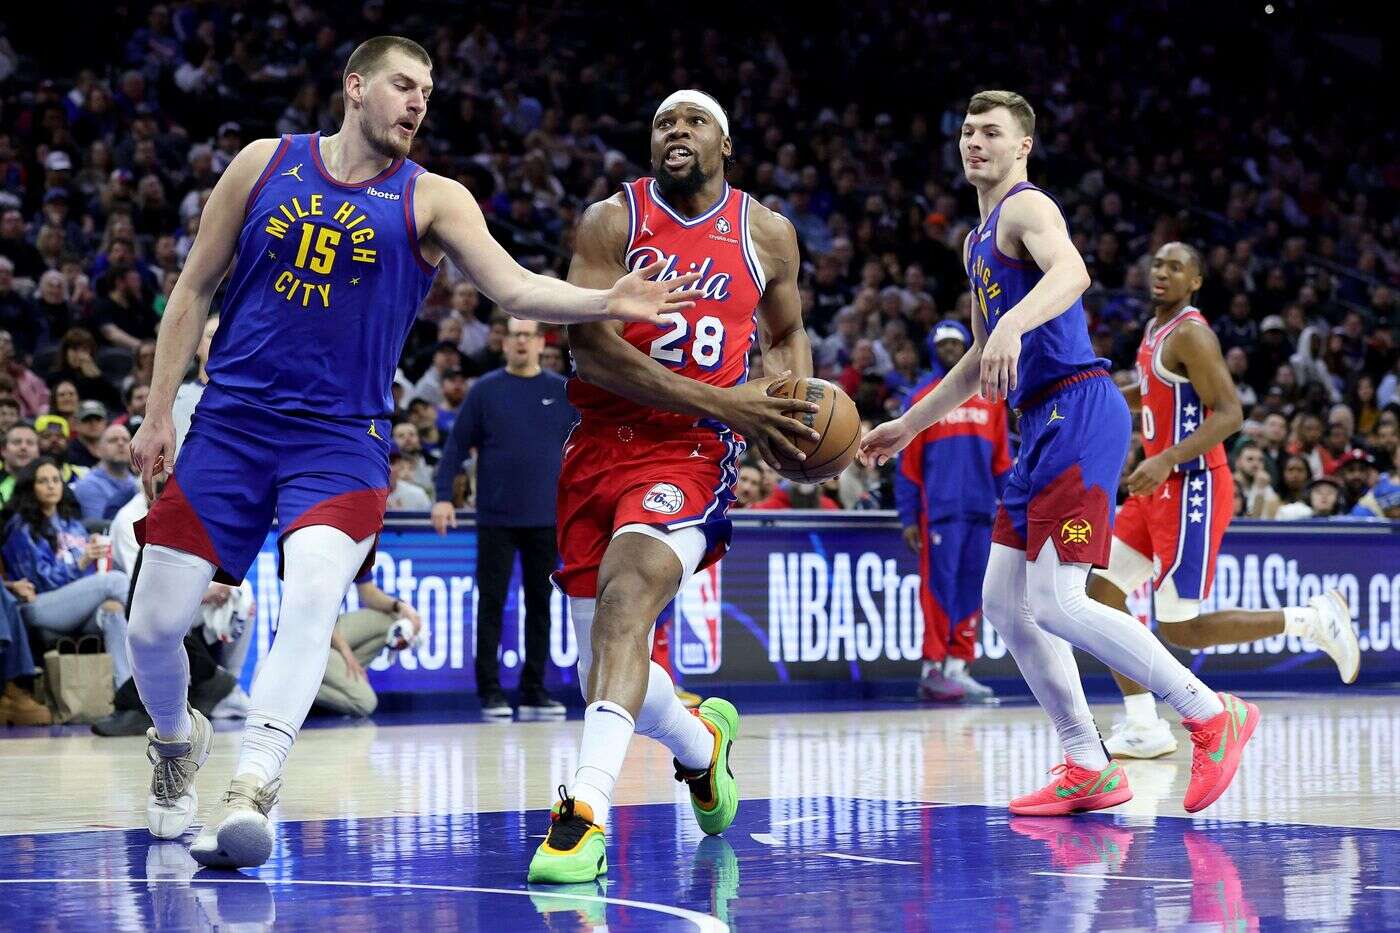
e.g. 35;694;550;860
543;398;557;405
262;722;295;740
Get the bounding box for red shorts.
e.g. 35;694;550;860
554;418;743;598
1113;464;1233;601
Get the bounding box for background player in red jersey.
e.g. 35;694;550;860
528;90;818;883
123;37;703;870
1090;242;1359;759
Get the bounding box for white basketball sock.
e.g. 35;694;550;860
636;661;714;771
126;545;217;741
571;700;635;826
234;525;372;785
1123;692;1159;725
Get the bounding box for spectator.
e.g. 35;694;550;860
438;369;468;432
733;463;767;508
0;210;44;281
390;422;434;494
33;414;87;484
49;380;80;426
33;271;74;353
66;401;109;470
1214;293;1258;356
0;398;19;435
1351;375;1381;436
48;328;122;411
1350;475;1400;521
432;318;574;720
448;284;490;356
1233;440;1280;518
412;340;463;407
754;480;842;510
1331;448;1378;509
115;383;149;426
0;258;34;350
0;329;50;418
406;398;443;461
92;268;156;351
1286;412;1326;477
1276;475;1346;521
0;583;50;727
466;315;507;375
0;423;40;504
0;459;131;690
385;449;432;512
1275;453;1313;508
540;343;567;376
69;423;135;520
315;575;424;718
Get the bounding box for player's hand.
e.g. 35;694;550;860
980;321;1022;403
604;261;704;325
1126;453;1175;497
715;372;821;469
130;415;176;501
858;417;915;468
201;583;233;607
902;525;921;553
431;501;457;536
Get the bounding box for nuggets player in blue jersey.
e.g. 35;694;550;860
124;36;703;868
862;91;1260;816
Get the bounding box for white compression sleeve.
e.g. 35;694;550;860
126;545;218;740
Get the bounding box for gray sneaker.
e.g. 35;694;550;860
146;706;213;840
917;669;965;702
944;667;996;702
190;774;281;868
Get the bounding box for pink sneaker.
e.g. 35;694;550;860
917;668;965;702
1009;759;1133;816
1182;693;1260;813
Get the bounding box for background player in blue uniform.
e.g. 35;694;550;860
124;36;705;869
896;320;1010;702
863;90;1260;817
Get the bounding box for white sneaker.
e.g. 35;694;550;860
210;685;250;721
190;774;280;868
1306;591;1360;684
146;706;213;840
1104;717;1178;759
944;667;996;701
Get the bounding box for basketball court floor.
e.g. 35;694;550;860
1;691;1397;930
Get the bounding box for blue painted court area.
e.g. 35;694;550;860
2;796;1396;931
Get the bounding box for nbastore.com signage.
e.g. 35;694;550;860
239;515;1400;693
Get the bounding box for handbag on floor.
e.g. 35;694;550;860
43;635;114;724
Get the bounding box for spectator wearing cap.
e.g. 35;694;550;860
1331;448;1378;508
1248;315;1295;393
1276;474;1346;520
33;414;87;484
412;340;463;407
212;122;242;174
0;209;43;281
0;423;39;504
1350;474;1400;520
39;188;84;254
48;327;121;411
432;317;574;720
0;329;49;418
66;400;110;469
68;422;135;521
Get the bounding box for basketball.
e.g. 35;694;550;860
766;377;862;483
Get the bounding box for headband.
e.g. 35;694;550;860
654;90;729;138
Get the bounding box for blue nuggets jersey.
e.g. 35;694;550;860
207;133;437;418
966;181;1104;409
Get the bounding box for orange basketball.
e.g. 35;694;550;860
766;377;862;483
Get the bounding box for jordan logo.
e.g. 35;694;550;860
1161;485;1172;500
1047;403;1065;424
689;443;704;458
282;163;304;182
368;420;383;440
639;213;654;237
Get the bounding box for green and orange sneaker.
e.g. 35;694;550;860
1182;693;1260;813
1008;758;1133;816
674;698;740;836
527;787;608;884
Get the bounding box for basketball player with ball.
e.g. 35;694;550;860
530;89;859;883
862;90;1259;817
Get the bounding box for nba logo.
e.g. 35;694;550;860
675;563;722;674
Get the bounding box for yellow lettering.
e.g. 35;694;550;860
981;266;991;285
315;283;331;307
294;224;340;275
274;270;294;294
352;247;377;264
351;227;375;245
279;203;296;224
976;287;989;321
309;193;323;216
264;216;290;239
987;282;1002;300
334;201;355;224
291;196;310;219
300;282;315;307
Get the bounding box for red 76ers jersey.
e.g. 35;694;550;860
1135;305;1228;473
567;178;766;427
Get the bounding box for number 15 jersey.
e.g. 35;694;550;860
206;133;436;419
567;178;766;428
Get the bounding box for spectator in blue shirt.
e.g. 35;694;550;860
1;459;131;688
69;423;136;520
432;319;576;720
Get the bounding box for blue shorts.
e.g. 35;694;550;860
139;384;390;583
991;370;1130;568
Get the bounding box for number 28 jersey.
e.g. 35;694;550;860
567;178;766;427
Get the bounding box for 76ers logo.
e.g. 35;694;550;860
1060;518;1093;545
627;247;731;301
643;482;685;515
714;216;731;235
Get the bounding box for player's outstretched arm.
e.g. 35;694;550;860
129;137;280;495
418;175;701;325
1126;322;1243;496
565;196;820;467
749;204;812;381
978;190;1092;402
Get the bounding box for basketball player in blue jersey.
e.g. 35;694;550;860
124;36;703;868
862;90;1259;817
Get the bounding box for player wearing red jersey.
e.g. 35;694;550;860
528;90;817;883
1089;242;1359;759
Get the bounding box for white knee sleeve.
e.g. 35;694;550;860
569;596;597;694
1095;537;1153;597
1151;576;1202;623
613;524;707;584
